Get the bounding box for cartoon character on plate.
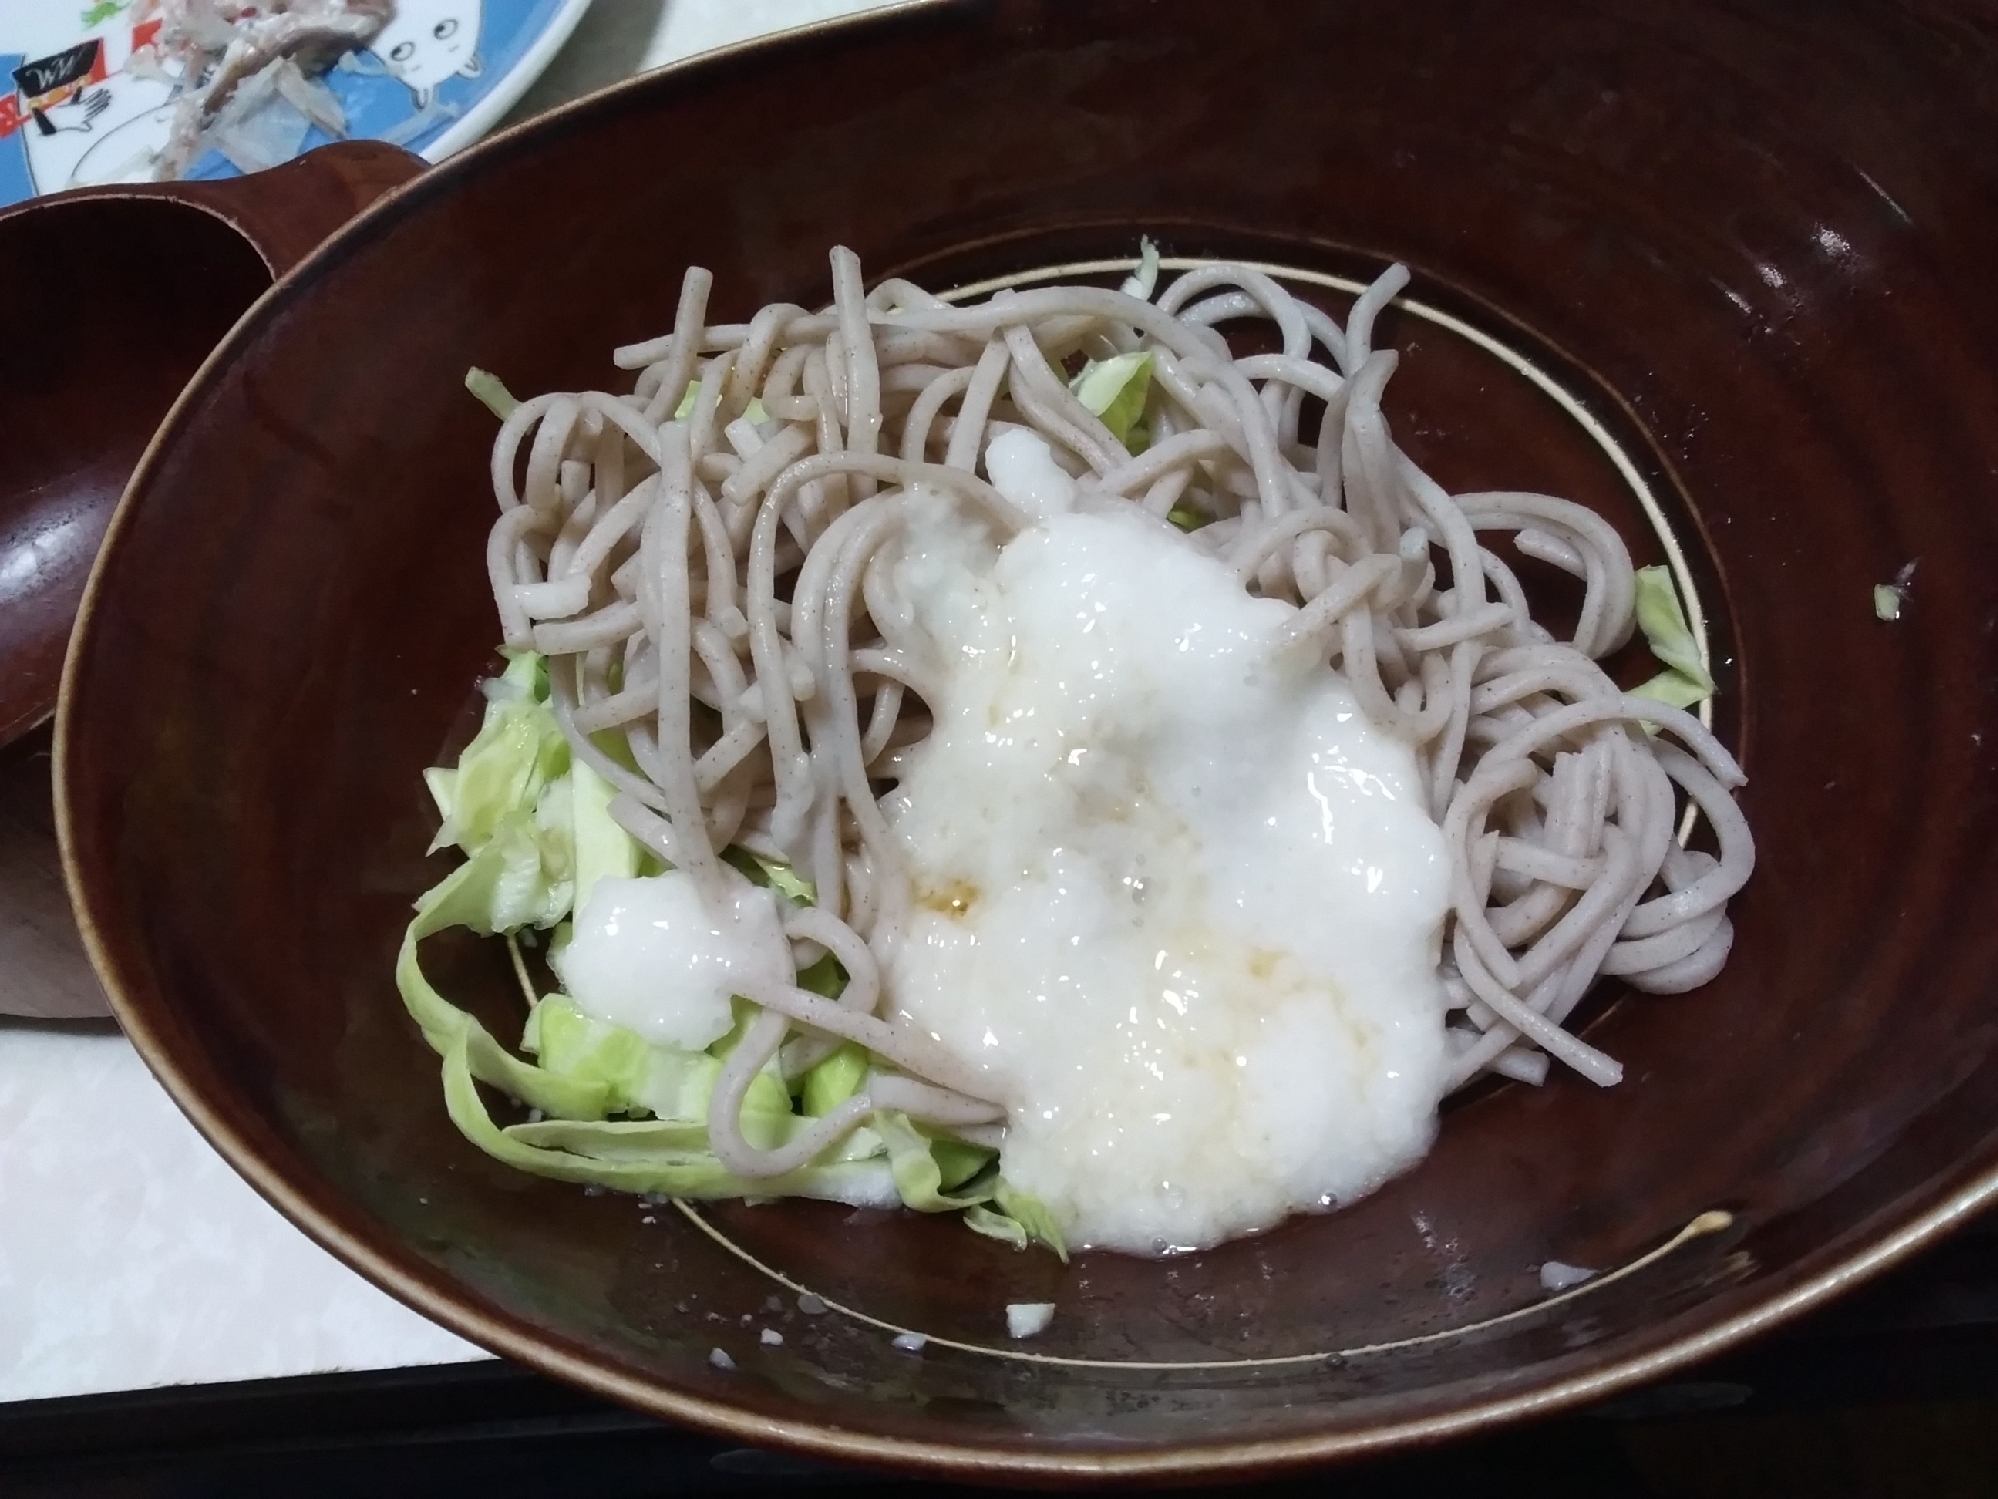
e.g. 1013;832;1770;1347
7;24;174;194
371;0;484;109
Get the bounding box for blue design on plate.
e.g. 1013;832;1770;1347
0;0;570;207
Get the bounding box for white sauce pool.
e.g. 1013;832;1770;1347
555;873;791;1051
882;458;1453;1253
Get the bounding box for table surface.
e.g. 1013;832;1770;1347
0;0;896;1411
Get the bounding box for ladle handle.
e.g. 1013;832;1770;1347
0;139;423;280
136;140;424;277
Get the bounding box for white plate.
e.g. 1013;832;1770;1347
0;0;592;206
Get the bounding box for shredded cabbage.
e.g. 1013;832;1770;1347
992;1180;1069;1261
1876;560;1917;621
1630;564;1715;712
425;651;568;857
949;1182;1069;1261
1119;236;1161;301
1069;350;1154;452
800;1041;868;1116
569;760;638;913
465;367;519;420
397;651;1057;1250
526;994;692;1116
1630;670;1713;711
875;1111;996;1211
962;1204;1029;1248
722;843;816;905
439;1028;897;1203
674;381;767;426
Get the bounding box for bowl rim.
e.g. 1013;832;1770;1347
52;0;1998;1479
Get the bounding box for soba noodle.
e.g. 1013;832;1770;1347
422;247;1752;1237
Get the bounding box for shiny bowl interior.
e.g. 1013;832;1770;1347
56;0;1998;1480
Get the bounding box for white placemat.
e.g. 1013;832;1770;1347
0;1026;483;1403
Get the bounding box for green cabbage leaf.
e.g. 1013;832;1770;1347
1070;350;1154;453
465;367;518;420
1630;565;1716;712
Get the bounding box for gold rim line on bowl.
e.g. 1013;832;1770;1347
675;1203;1736;1371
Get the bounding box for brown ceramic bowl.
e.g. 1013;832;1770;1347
55;0;1998;1482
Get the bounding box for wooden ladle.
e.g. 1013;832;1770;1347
0;140;421;750
0;141;420;1017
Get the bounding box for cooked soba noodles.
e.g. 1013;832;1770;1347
401;246;1752;1255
